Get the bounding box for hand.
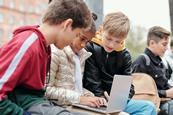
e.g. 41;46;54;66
80;96;107;108
166;87;173;98
104;91;109;102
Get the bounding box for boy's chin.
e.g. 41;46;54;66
104;48;113;53
54;44;64;50
103;47;113;53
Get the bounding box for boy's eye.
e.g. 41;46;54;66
80;35;88;41
81;38;85;41
106;37;111;41
76;33;80;38
80;35;85;40
116;41;122;44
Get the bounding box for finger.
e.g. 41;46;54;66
88;102;97;107
98;98;104;105
93;99;100;108
104;91;109;101
101;98;107;106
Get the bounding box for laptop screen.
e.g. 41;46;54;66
106;75;132;113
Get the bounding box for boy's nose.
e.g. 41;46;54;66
109;42;115;48
81;43;86;47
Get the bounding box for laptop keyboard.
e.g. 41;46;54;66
96;106;107;110
72;104;107;113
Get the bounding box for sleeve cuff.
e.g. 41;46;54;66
158;90;166;97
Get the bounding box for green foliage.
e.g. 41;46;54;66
126;25;147;61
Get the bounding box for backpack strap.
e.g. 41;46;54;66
140;53;150;66
165;59;173;79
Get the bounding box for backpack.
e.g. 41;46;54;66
132;73;161;111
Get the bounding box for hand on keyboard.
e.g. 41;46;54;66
104;91;109;102
80;96;107;108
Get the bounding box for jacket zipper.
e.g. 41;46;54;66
105;53;109;65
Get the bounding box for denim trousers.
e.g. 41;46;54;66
124;99;157;115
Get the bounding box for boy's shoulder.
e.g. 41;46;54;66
133;53;148;65
86;41;102;52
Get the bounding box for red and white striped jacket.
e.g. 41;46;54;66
0;25;51;100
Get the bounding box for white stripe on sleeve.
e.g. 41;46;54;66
0;33;38;89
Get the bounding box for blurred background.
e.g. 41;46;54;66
0;0;48;46
0;0;172;60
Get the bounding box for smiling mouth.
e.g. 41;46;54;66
106;46;113;51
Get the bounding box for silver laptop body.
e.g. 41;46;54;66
72;75;132;114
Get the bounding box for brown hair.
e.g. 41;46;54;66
43;0;92;29
82;13;97;36
147;26;170;46
48;0;52;3
103;12;130;38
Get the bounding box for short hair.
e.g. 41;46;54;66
87;13;97;33
147;26;170;46
103;12;130;38
92;12;97;21
48;0;52;3
43;0;92;29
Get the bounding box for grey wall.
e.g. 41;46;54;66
169;0;173;33
85;0;103;30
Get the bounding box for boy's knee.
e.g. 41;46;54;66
142;100;156;109
146;101;155;108
141;101;157;115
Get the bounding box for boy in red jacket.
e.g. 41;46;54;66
0;0;92;115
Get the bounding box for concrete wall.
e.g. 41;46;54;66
85;0;103;30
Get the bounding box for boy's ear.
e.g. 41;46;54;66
150;40;155;46
63;19;73;31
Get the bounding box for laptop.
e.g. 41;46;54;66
72;75;132;114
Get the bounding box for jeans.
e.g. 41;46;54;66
124;99;157;115
160;100;173;115
26;101;88;115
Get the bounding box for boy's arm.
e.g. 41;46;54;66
46;86;81;105
0;98;24;115
122;50;133;75
0;38;32;115
48;46;60;85
83;58;104;96
122;51;135;98
132;55;147;73
83;43;104;97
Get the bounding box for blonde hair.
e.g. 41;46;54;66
103;12;130;38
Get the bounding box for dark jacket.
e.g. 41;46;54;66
83;41;135;98
132;48;172;97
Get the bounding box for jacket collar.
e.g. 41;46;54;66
144;48;162;65
91;31;125;52
63;46;92;63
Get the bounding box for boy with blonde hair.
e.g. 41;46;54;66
83;12;157;115
0;0;92;115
